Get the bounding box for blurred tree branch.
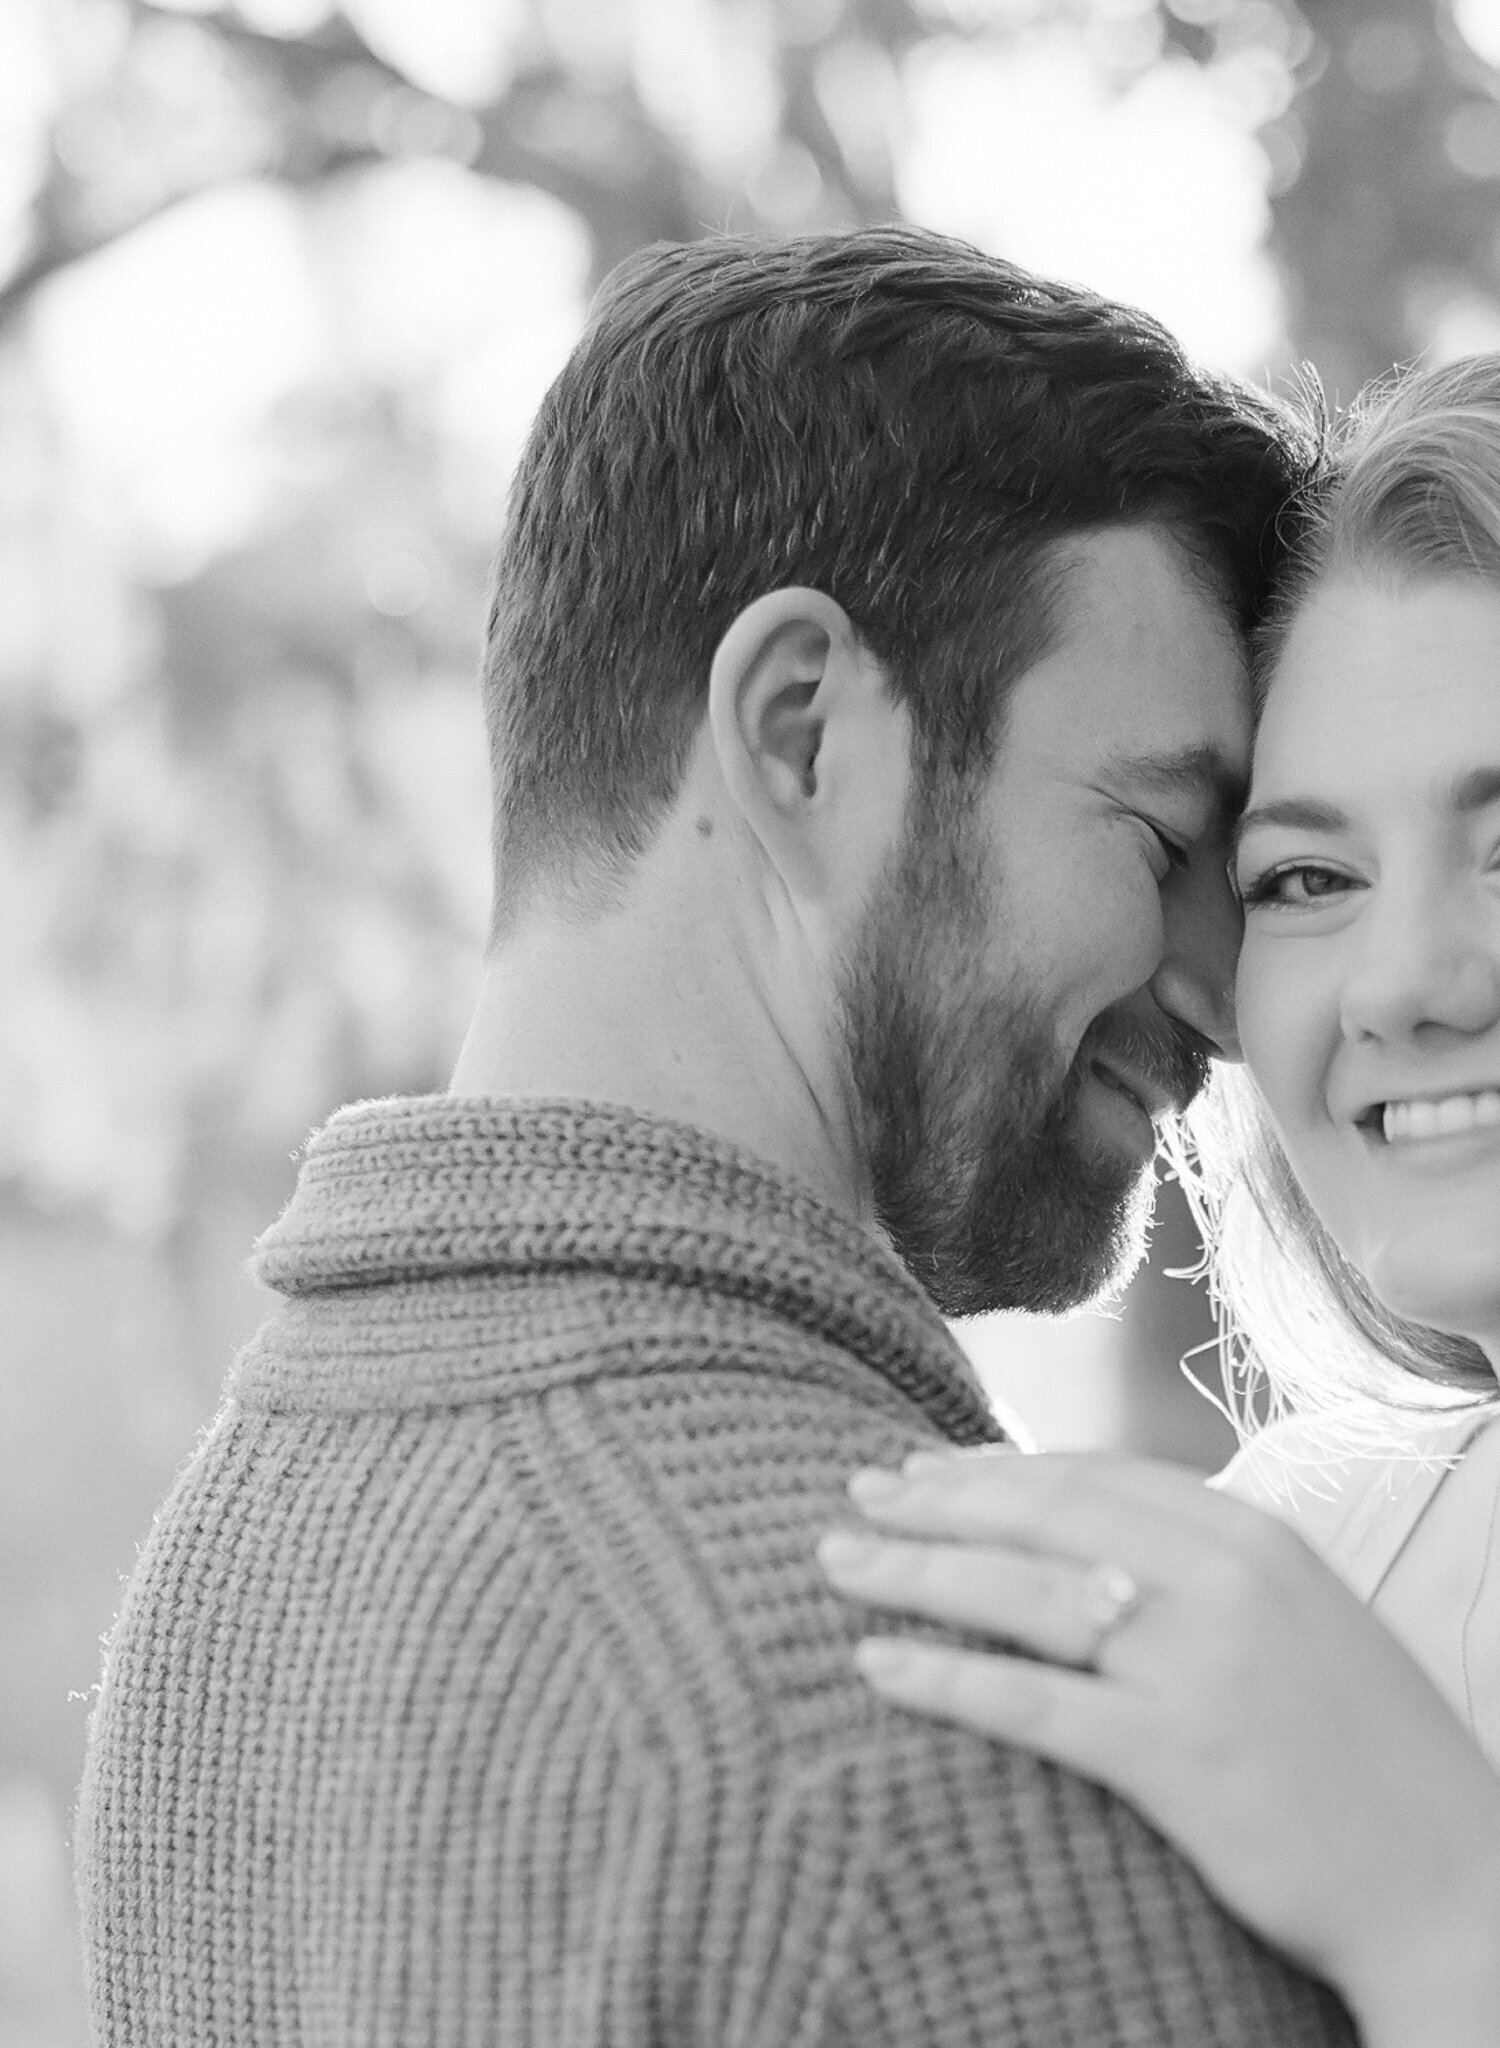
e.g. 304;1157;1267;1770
1269;0;1500;395
0;6;698;331
1;0;937;334
8;0;1500;376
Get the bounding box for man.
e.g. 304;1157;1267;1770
77;229;1351;2044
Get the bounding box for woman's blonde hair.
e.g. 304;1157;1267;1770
1175;356;1500;1453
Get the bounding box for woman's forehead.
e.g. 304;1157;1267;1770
1253;570;1500;795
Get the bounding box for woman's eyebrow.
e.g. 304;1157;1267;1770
1231;797;1349;852
1234;769;1500;852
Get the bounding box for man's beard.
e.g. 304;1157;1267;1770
839;800;1210;1318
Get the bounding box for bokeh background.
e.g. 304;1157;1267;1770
6;0;1500;2035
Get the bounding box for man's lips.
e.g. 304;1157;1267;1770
1089;1056;1181;1126
1075;1012;1210;1126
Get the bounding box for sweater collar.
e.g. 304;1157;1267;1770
248;1094;1001;1444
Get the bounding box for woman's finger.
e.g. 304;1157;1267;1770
854;1636;1151;1795
870;1447;1238;1538
843;1454;1189;1589
818;1529;1143;1670
845;1449;1292;1598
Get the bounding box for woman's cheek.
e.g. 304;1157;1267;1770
1238;939;1345;1201
1232;936;1276;1071
1235;940;1306;1122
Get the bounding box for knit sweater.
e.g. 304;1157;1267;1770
76;1096;1354;2046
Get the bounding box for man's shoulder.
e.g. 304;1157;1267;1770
154;1364;961;1731
514;1366;956;1732
109;1383;1353;2048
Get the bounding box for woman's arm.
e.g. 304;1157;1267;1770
817;1446;1500;2048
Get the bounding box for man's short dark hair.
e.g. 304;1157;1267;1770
482;225;1310;928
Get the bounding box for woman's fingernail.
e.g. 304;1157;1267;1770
848;1466;903;1507
817;1528;882;1574
901;1449;952;1479
855;1638;915;1683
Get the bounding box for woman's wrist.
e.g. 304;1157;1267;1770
1343;1837;1500;2048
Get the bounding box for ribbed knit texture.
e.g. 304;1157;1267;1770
76;1096;1355;2046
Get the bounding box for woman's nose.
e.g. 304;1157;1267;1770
1338;885;1500;1045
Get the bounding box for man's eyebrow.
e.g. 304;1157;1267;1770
1108;744;1248;816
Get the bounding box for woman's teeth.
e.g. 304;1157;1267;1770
1382;1091;1500;1142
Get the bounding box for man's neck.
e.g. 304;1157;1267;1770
448;913;868;1226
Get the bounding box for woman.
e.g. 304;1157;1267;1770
818;357;1500;2048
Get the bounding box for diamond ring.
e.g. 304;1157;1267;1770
1078;1561;1143;1668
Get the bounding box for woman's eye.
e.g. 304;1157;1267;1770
1238;861;1352;909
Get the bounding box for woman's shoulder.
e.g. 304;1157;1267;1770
1214;1405;1500;1595
1217;1403;1494;1494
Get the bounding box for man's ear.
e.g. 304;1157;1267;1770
707;587;909;902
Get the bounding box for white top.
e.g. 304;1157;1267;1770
1218;1407;1500;1768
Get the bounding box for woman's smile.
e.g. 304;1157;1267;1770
1367;1089;1500;1146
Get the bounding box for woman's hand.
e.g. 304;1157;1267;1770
817;1446;1500;2048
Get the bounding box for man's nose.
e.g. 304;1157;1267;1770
1339;881;1500;1045
1148;857;1243;1062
